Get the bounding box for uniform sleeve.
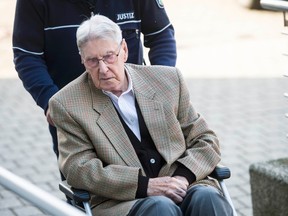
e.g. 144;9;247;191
140;0;177;66
13;0;58;112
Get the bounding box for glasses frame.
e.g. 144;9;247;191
83;40;123;68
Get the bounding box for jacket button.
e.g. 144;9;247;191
150;158;156;164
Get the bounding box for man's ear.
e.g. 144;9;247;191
122;39;129;62
79;52;84;64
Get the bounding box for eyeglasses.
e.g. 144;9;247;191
83;40;123;68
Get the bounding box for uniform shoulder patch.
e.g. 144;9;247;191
155;0;164;8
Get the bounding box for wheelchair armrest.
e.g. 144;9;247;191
209;165;231;180
58;166;231;202
59;181;90;203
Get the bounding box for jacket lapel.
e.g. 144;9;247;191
88;76;144;170
129;69;172;165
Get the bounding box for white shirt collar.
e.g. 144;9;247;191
103;70;134;99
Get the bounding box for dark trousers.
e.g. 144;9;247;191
127;185;233;216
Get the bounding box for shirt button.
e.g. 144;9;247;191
150;158;156;164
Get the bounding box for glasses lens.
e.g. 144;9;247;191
86;58;98;67
104;54;116;64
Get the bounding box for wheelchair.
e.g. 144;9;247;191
59;165;237;216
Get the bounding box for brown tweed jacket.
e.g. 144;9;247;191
49;63;221;216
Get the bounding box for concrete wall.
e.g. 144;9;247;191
250;158;288;216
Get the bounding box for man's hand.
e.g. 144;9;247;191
147;176;189;203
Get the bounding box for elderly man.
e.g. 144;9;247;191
49;15;233;216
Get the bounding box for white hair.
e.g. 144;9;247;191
76;14;122;54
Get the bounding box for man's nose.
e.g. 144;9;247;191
98;60;108;73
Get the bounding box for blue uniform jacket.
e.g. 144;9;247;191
12;0;177;112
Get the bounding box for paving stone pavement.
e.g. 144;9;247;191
2;0;288;215
0;77;288;216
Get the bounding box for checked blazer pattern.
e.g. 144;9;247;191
49;63;221;216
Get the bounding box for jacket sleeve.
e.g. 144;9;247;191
140;0;177;66
12;0;58;112
175;68;221;181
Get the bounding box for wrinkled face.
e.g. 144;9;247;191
81;39;129;96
